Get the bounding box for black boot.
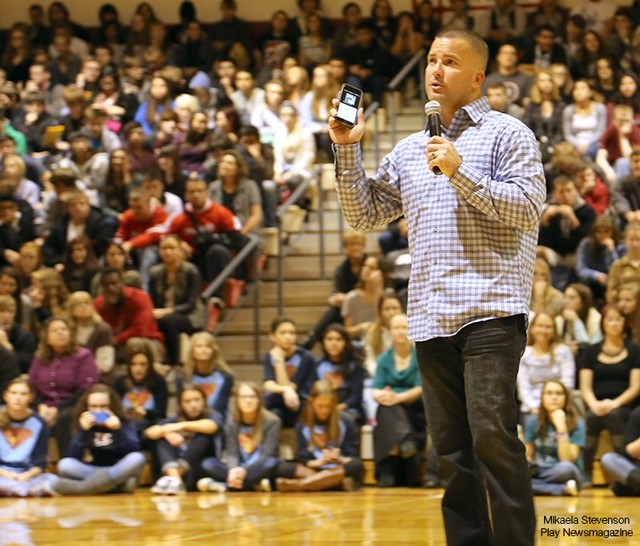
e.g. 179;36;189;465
376;456;399;488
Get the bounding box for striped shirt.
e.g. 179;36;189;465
334;96;546;342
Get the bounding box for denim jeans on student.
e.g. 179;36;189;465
58;451;146;484
416;315;536;546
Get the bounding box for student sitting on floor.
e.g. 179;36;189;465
276;380;364;492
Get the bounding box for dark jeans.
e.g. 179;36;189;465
157;313;197;366
191;243;233;296
156;433;214;491
416;315;535;546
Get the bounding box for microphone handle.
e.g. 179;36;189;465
427;114;443;175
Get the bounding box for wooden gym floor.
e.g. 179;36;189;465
3;486;639;545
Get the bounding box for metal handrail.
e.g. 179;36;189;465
200;232;261;300
199;232;262;365
273;165;323;314
387;49;427;146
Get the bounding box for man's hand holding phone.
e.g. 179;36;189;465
328;84;366;145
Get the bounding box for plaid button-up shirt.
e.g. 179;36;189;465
334;97;546;342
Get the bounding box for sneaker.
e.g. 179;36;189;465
164;477;186;495
151;476;172;494
564;479;579;497
257;478;272;493
196;477;227;493
152;475;185;495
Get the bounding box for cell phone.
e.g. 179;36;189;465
335;84;363;128
92;411;109;424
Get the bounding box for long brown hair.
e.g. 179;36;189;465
72;383;127;432
301;380;340;451
536;380;579;441
232;381;269;446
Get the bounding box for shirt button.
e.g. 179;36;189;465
432;227;437;232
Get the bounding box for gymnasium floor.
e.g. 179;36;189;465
3;486;638;545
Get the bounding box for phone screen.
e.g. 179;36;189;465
337;88;360;126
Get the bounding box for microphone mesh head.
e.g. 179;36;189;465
424;100;441;116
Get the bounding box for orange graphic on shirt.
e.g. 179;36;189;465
324;371;344;389
238;432;257;455
126;391;151;409
2;427;32;448
312;430;328;449
285;364;297;379
199;383;218;400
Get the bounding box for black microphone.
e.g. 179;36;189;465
424;100;442;175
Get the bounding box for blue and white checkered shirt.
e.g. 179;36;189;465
334;97;546;342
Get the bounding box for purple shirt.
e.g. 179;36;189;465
29;347;99;408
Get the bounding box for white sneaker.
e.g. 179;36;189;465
258;478;272;492
151;476;185;495
151;476;172;494
196;477;227;493
565;479;579;497
164;477;186;495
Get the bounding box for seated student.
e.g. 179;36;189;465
601;405;640;496
579;304;640;485
575;215;621;304
302;230;367;350
277;380;364;492
184;332;234;420
555;283;603;357
35;384;146;496
372;313;425;488
114;339;169;443
166;177;244;300
42;190;116;269
517;312;575;427
117;188;169;291
0;294;35;376
0;377;58;497
525;380;585;497
263;317;316;428
197;381;281;492
315;323;367;425
149;235;204;368
145;385;222;494
606;222;640;305
29;317;100;459
617;282;640;346
60;235;101;294
66;290;116;382
611;146;640;230
570;160;610;217
93;267;165;363
0;191;37;268
538;175;597;291
342;256;386;342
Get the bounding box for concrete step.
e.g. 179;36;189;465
261;254;344;281
257;279;333;306
221;305;324;336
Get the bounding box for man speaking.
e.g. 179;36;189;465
328;30;545;546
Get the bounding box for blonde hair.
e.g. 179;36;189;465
66;290;103;326
184;331;233;380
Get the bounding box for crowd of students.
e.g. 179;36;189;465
3;0;640;499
